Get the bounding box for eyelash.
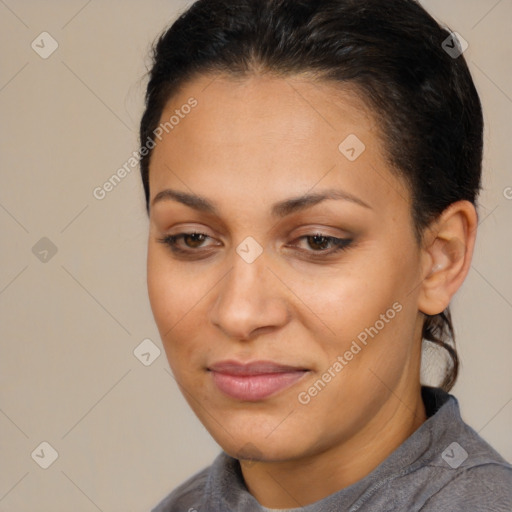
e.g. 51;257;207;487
157;232;353;259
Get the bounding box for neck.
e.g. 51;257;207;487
240;382;427;509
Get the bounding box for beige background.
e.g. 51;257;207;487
0;1;511;511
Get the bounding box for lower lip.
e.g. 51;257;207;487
211;371;307;401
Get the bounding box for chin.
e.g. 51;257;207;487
206;420;307;462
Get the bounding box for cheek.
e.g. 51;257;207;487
147;247;171;325
146;245;214;366
146;247;189;348
147;243;198;321
307;240;419;359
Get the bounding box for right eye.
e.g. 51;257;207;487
157;232;220;256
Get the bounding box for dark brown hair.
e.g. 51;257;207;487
139;0;483;391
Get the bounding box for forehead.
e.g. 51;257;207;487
149;73;410;215
159;73;375;146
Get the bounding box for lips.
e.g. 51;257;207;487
208;360;308;401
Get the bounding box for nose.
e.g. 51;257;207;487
209;251;290;341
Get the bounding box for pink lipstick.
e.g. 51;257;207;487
208;360;308;401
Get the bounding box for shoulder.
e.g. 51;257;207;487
420;462;512;511
150;451;241;512
150;464;210;512
420;389;512;511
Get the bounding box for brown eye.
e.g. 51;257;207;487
183;233;207;248
289;233;353;259
157;232;215;255
306;235;332;251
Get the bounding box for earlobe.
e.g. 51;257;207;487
418;201;478;316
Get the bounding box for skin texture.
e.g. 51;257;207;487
146;73;477;508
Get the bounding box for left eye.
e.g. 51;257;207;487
291;234;352;253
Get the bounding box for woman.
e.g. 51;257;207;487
140;0;512;510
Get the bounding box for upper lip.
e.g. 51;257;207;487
208;360;308;375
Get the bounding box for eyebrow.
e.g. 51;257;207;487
151;187;372;216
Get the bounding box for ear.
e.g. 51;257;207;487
418;200;478;316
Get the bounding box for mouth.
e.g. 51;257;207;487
207;360;309;401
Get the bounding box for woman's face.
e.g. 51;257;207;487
147;74;427;463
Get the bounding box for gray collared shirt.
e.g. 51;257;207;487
152;386;512;511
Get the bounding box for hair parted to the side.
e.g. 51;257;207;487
139;0;483;392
